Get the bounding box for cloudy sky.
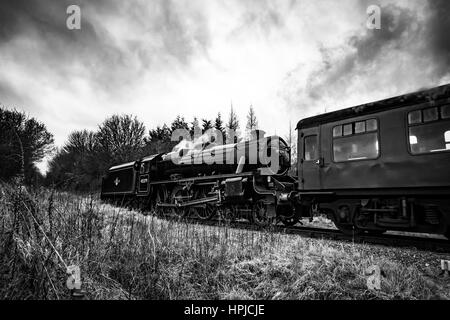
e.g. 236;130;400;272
1;0;449;172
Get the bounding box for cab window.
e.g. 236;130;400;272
304;135;318;161
140;162;150;174
408;105;450;154
333;119;379;162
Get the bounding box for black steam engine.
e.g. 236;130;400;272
101;133;298;226
102;84;450;238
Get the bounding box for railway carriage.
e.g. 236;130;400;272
296;84;450;238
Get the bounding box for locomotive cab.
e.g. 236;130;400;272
136;154;163;196
100;161;139;202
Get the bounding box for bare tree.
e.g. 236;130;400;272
0;107;54;184
285;121;298;176
97;114;146;164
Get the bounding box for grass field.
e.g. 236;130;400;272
1;182;449;300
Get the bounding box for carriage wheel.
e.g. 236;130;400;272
333;205;363;236
253;200;271;227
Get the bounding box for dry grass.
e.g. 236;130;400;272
1;182;449;300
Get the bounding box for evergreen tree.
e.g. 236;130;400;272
190;117;201;139
245;105;258;139
202;119;213;131
226;105;240;143
149;124;171;142
214;112;225;142
170;115;189;132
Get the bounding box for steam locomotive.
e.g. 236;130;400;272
101;84;450;238
101;132;298;226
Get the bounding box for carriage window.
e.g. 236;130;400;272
333;133;379;162
333;126;342;137
446;131;450;149
408;107;450;154
366;119;378;131
409;122;450;154
343;124;353;136
304;135;318;161
408;110;422;125
333;119;379;162
140;162;150;174
355;121;366;134
423;107;439;122
442;105;450;119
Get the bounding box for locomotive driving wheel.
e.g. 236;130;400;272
253;200;272;227
155;186;168;216
194;189;216;220
170;186;191;219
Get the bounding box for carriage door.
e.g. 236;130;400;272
138;162;150;194
299;126;322;190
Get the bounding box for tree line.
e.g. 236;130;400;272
0;107;53;185
0;104;264;191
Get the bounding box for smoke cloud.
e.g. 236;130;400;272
282;0;450;116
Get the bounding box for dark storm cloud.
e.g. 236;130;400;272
349;7;418;63
282;1;450;113
0;0;211;94
427;0;450;76
230;0;299;37
0;1;107;54
156;0;210;63
305;4;420;100
118;0;211;66
0;0;129;94
0;80;25;107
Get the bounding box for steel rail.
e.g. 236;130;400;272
144;210;450;254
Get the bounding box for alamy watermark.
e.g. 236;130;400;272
365;265;381;290
169;128;281;174
367;5;381;30
66;5;81;30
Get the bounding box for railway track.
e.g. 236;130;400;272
141;209;450;254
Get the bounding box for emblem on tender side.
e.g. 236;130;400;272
114;178;120;186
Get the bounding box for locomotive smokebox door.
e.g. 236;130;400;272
225;177;245;198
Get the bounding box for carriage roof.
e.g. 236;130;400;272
296;83;450;130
